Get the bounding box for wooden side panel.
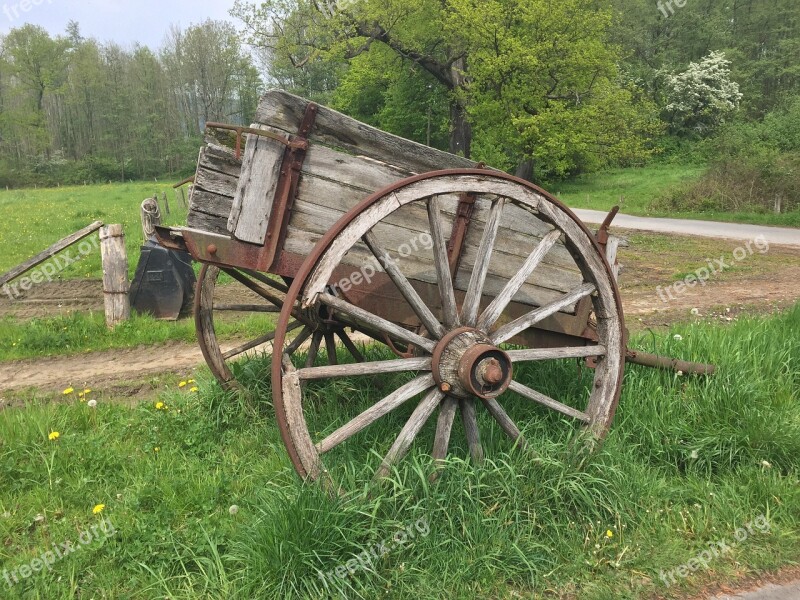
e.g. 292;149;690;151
228;132;286;244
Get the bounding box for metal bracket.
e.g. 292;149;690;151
447;192;478;277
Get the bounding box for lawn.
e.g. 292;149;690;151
1;304;798;599
556;163;800;227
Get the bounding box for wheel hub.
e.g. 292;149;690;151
432;327;513;399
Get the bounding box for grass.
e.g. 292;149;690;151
0;182;186;280
556;163;800;227
1;304;798;599
0;311;278;363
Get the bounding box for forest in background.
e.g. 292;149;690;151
1;0;798;213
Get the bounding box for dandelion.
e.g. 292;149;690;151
690;308;700;316
179;381;187;388
229;505;239;516
190;387;199;393
154;447;160;453
188;379;196;384
605;530;614;539
48;431;60;441
63;387;74;395
87;399;97;409
761;460;772;469
690;450;699;459
155;401;166;411
92;504;105;515
673;334;683;341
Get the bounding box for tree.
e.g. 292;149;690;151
662;51;742;137
235;0;659;179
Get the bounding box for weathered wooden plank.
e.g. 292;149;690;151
195;167;238;200
256;89;476;174
187;210;228;236
190;189;234;219
229;132;286;244
0;221;104;287
99;224;130;328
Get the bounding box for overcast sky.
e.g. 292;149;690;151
0;0;239;49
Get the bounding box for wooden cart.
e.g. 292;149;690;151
157;90;713;482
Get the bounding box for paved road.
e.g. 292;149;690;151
572;209;800;247
710;579;800;599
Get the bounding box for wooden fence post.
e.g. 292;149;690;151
100;224;130;327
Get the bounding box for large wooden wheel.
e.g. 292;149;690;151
195;265;362;388
271;170;625;481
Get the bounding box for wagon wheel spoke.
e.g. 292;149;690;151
477;229;562;332
363;231;446;339
507;345;607;362
375;389;444;479
429;395;459;480
316;375;435;454
284;326;314;356
480;397;527;448
299;357;431;381
223;267;311;327
318;293;435;353
324;332;339;366
462;197;505;327
491;283;597;345
428;198;460;328
508;380;590;423
337;328;365;363
222;320;302;361
460;398;484;464
304;331;323;369
241;268;289;293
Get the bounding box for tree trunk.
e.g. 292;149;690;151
515;159;535;182
449;58;472;158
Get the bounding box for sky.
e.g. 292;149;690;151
0;0;239;49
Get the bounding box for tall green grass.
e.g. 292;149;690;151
1;305;798;599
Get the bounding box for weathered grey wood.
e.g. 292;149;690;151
491;283;597;345
363;231;445;339
507;346;607;362
337;329;365;363
318;293;436;353
432;396;459;463
316;374;435;454
508;380;590;423
221;321;301;361
480;397;526;447
213;304;280;313
100;224;130;328
304;332;323;370
284;326;314;355
0;221;103;287
324;332;339;366
428;199;460;328
462;197;505;327
605;235;621;281
187;210;228;236
282;353;322;479
375;388;444;479
298;357;431;381
195;168;238;200
229;133;286;244
477;229;563;331
256;89;476;174
460;398;484;464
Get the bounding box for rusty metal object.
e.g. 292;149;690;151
205;122;309;160
458;344;512;400
595;205;620;247
447;192;477;276
173;176;195;189
626;350;716;376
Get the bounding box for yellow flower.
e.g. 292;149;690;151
48;431;60;441
190;387;199;393
154;447;160;453
83;389;92;395
179;381;187;388
188;379;196;384
605;530;614;539
92;504;105;515
63;387;74;395
155;401;166;411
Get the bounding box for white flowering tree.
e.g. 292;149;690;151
663;51;743;136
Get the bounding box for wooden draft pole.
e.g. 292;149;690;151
100;224;130;327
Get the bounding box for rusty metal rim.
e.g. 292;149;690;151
430;326;477;391
271;169;627;479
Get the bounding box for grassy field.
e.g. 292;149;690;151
556;163;800;227
1;305;798;599
0;182;186;280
